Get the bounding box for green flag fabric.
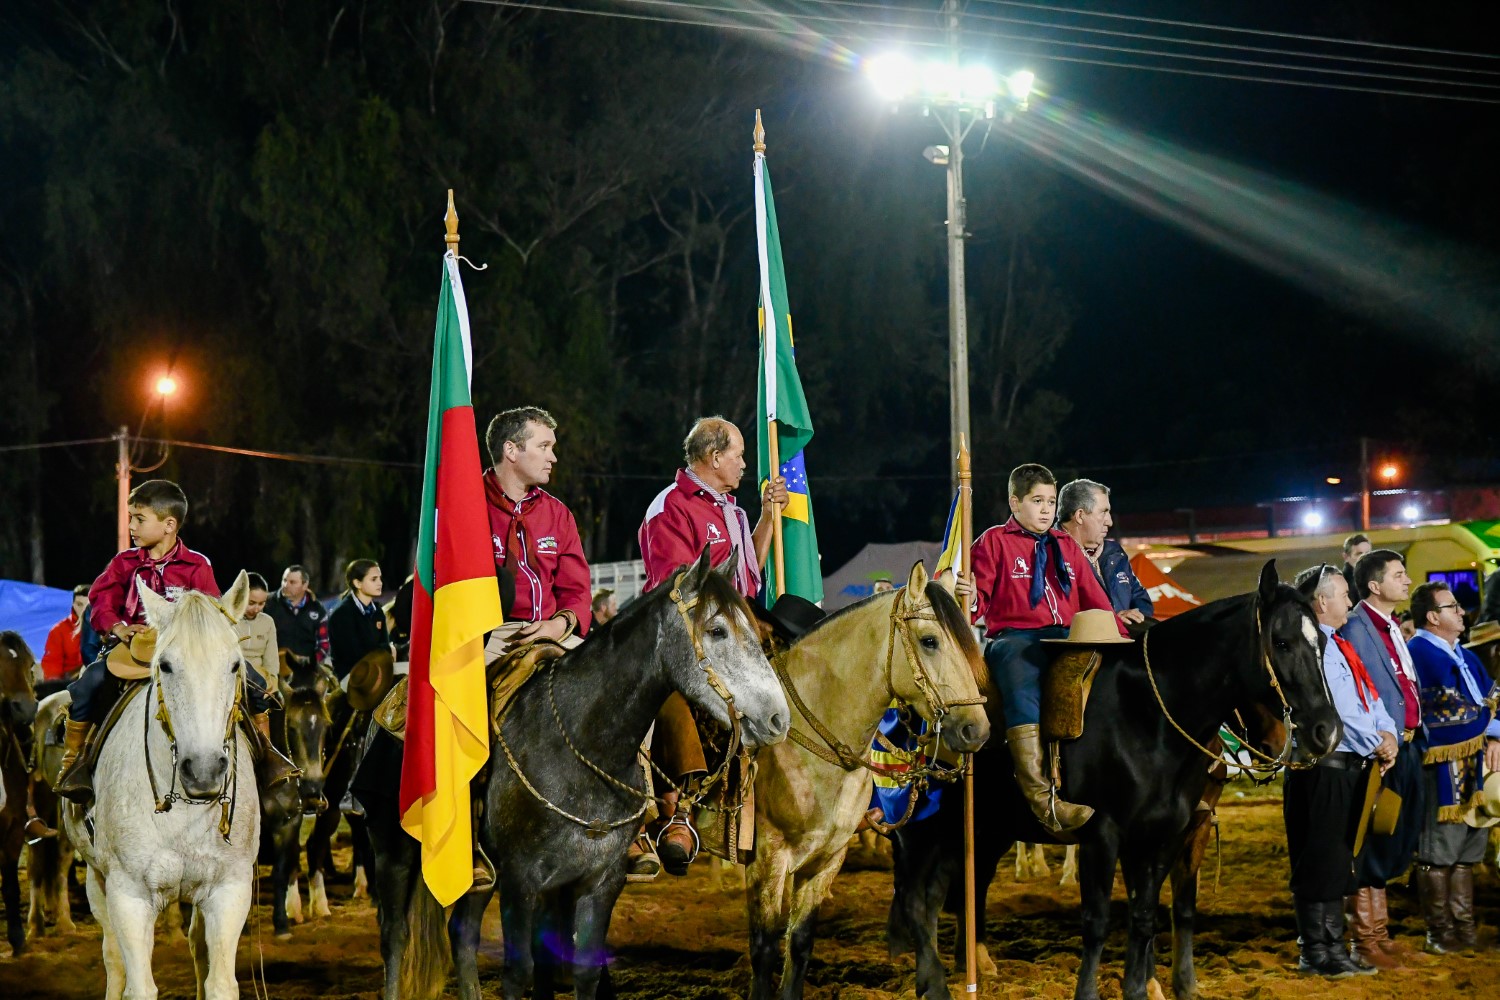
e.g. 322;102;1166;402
754;149;822;605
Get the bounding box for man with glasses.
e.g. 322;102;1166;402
1407;581;1500;954
1338;549;1425;961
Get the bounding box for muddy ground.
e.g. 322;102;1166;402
5;786;1500;999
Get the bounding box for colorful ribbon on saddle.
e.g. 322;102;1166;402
868;706;943;824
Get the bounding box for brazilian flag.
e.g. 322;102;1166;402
754;136;822;605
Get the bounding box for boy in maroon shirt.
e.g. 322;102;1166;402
963;463;1121;834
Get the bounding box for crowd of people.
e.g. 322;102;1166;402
26;412;1500;968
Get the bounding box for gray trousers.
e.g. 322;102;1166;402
1416;767;1491;866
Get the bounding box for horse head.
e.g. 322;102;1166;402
278;649;337;814
1253;561;1342;762
888;562;990;753
661;546;789;749
137;570;253;800
0;630;39;736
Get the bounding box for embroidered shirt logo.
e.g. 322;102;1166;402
536;535;558;554
1011;556;1030;578
707;523;724;542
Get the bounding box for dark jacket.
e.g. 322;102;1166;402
1480;569;1500;624
264;591;329;662
327;593;389;680
1338;604;1414;735
1096;539;1153;616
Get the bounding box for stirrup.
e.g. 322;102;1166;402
626;832;662;883
654;813;701;864
467;845;496;895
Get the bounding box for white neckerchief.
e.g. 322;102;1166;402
1363;600;1418;684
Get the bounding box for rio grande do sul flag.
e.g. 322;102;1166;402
398;251;504;906
753;134;822;605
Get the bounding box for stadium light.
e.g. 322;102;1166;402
1303;510;1325;529
1380;463;1399;481
1402;505;1420;521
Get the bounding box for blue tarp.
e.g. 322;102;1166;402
0;579;72;661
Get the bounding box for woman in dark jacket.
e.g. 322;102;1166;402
327;558;388;680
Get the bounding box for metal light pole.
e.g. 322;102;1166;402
944;117;970;494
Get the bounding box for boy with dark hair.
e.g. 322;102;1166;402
57;479;297;799
964;463;1123;835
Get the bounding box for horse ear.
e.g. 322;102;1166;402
716;546;739;578
933;568;957;597
904;561;930;604
222;570;252;623
135;577;174;628
278;649;293;683
1258;560;1279;607
690;543;714;588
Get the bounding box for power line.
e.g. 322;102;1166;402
968;0;1500;61
462;0;1500;103
0;436;114;454
141;437;422;470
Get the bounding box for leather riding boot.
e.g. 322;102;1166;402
1324;900;1375;976
1348;889;1400;970
655;794;700;877
1007;725;1093;835
1417;864;1458;954
1370;887;1416;957
626;828;662;882
1450;864;1478;950
1295;899;1335;976
247;712;302;789
55;720;94;803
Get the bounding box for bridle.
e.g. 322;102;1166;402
1143;598;1316;777
774;589;985;788
494;569;748;838
145;596;246;843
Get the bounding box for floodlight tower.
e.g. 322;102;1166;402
865;7;1034;490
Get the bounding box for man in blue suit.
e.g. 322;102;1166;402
1058;478;1153;624
1338;548;1426;961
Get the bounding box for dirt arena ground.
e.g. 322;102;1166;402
5;786;1500;999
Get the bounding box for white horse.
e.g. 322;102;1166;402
64;572;259;1000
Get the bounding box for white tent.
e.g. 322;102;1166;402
821;541;942;611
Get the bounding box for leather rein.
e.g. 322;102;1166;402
1142;599;1315;777
773;591;985;787
494;569;747;839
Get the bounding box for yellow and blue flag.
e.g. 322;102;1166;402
933;488;963;577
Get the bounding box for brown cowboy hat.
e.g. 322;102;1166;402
106;630;157;681
1355;762;1403;856
1040;609;1134;645
346;648;396;712
1463;620;1500;650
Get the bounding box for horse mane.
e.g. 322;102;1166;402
925;582;991;692
156;592;241;662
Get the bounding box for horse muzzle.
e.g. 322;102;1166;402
735;691;791;749
178;751;230;799
938;705;990;754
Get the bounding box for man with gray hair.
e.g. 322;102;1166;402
1058;478;1151;624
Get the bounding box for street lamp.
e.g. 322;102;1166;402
866;50;1035;489
155;374;178;397
115;370;181;551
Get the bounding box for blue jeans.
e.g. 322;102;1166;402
983;626;1067;729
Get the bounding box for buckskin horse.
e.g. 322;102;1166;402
889;562;1341;1000
747;562;990;1000
1;630;41;956
366;549;790;1000
60;574;259;1000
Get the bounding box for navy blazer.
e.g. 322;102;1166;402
1338;604;1411;731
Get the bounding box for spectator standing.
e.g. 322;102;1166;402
263;564;330;667
1341;534;1372;595
1057;478;1152;624
327;559;389;679
39;585;89;681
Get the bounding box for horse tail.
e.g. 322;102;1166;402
397;879;452;1000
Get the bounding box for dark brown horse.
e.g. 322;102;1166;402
0;631;42;956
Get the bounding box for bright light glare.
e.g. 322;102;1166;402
866;53;916;101
1007;70;1036;101
1402;505;1420;521
155;375;178;397
1326;476;1342;485
1303;511;1324;529
962;65;998;100
922;61;961;100
1380;464;1399;480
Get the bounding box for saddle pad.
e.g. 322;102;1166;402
373;676;409;742
1042;648;1102;743
82;680;149;777
487;639;570;738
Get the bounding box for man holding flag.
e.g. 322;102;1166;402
397;195;506;906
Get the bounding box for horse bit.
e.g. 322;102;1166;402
494;569;746;841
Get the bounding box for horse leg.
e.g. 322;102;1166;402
747;849;792;1000
450;887;494;1000
1074;835;1120;1000
572;868;626;1000
286;874;304;925
889;830;955;1000
87;867;126;1000
306;804;338;918
350;814;372;901
106;885;161;1000
1168;852;1200;1000
780;855;844;1000
499;886;539;1000
531;886;571;1000
26;843;45;939
272;815;297;940
56;836;76;934
188;906;208;1000
3;855;26;956
1060;844;1078;886
1120;850;1173;1000
197;879;254;1000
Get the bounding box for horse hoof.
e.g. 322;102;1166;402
976;943;998;978
1146;979;1166;1000
275;931;293;942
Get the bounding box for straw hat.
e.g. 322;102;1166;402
1463;620;1500;650
1040;609;1134;645
105;630;157;681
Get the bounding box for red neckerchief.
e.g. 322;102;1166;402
1332;633;1380;712
483;471;536;577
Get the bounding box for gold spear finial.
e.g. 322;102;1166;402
753;109;766;154
444;189;460;256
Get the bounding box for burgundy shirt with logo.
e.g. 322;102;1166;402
87;540;219;633
483;475;592;635
969;518;1121;638
639;469;742;592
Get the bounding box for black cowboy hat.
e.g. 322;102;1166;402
761;594;826;641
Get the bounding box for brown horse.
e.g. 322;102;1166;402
28;690;77;940
747;562;991;1000
0;631;42;956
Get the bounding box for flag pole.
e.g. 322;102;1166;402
959;433;978;994
445;189;460;257
756;110;786;600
